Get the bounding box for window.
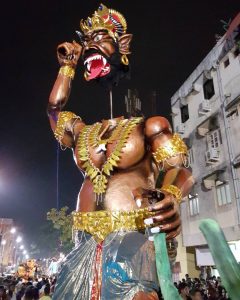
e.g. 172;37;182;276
180;104;189;123
188;148;194;166
207;129;221;149
216;183;232;206
189;195;199;216
203;79;215;100
223;58;230;68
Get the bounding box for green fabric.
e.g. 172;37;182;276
199;219;240;300
154;233;181;300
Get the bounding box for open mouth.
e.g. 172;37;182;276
84;53;111;80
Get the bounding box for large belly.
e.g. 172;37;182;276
76;157;155;212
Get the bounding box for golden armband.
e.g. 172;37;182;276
54;111;81;143
153;133;188;164
161;184;182;204
59;65;75;79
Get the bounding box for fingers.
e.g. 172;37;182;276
149;194;175;212
132;187;144;200
148;213;181;234
159;215;181;232
166;225;181;240
57;42;82;61
152;204;178;223
73;40;82;51
132;188;144;208
132;188;165;207
145;208;181;242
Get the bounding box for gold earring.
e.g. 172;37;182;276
121;54;129;66
84;71;89;81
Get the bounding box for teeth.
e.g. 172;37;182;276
84;54;109;74
84;54;104;64
102;66;110;71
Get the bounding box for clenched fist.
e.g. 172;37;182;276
57;41;82;68
133;188;181;240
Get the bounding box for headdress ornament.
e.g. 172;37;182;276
80;4;127;40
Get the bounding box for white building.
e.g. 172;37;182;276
171;13;240;273
0;218;15;272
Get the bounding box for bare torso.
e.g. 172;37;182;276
73;119;158;212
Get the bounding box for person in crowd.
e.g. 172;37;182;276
7;283;16;300
16;283;25;300
39;285;51;300
190;289;203;300
31;287;39;300
0;286;8;300
179;282;191;300
207;286;219;300
22;286;33;300
218;287;230;300
1;271;232;299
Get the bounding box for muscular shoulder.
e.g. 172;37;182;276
145;116;172;139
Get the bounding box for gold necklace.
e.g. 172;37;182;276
88;120;125;152
77;117;143;196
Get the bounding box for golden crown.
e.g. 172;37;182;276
80;4;127;40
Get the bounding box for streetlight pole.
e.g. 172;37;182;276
0;227;16;272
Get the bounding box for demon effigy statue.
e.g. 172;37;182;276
17;259;37;279
48;4;194;300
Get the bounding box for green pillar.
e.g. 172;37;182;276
199;219;240;300
154;233;181;300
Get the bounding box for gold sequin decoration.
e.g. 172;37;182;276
59;65;75;79
161;184;182;204
153;133;188;164
54;111;80;144
72;208;155;242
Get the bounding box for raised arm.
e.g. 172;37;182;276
48;41;85;148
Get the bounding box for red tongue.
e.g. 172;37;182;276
88;59;104;80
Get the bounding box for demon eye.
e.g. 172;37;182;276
94;34;103;42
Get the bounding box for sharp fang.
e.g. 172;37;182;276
102;57;107;66
85;54;104;65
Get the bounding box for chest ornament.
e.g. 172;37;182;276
77;117;143;197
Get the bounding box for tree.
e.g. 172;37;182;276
30;221;60;258
47;207;74;254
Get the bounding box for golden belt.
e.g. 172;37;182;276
72;208;155;242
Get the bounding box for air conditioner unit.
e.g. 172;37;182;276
205;148;220;164
176;124;185;134
199;100;211;115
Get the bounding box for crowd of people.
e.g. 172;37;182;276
0;276;56;300
0;273;231;300
175;274;230;300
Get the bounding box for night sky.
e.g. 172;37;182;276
1;0;239;246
